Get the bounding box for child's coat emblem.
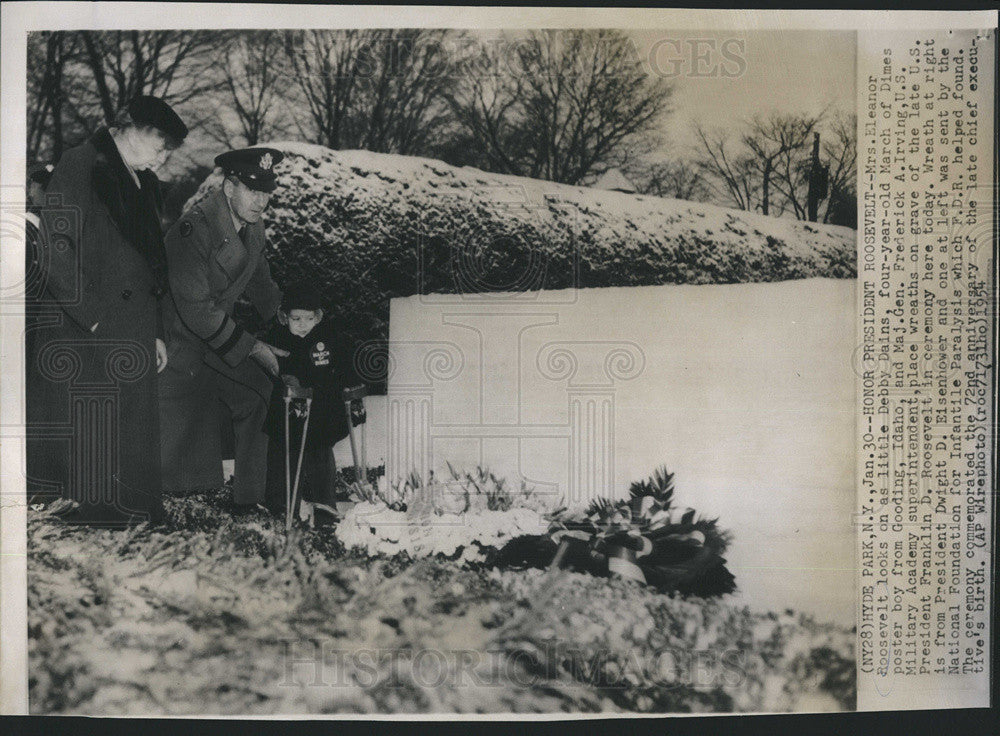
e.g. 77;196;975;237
310;342;330;366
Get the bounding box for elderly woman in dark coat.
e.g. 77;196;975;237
25;96;188;527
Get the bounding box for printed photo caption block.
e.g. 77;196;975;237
857;28;994;710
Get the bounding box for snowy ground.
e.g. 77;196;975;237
27;490;855;714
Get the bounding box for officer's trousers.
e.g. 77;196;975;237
159;352;274;505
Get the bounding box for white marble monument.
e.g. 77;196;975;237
371;277;855;624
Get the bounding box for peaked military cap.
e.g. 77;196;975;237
215;147;284;192
127;95;188;146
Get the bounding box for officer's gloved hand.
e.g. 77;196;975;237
250;339;288;376
350;399;366;427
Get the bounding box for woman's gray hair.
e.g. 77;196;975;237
111;107;138;130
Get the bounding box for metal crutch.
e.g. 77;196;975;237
284;384;314;531
342;384;367;485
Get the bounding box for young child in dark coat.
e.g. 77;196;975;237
263;281;363;520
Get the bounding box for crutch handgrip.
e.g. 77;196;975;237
342;385;366;402
285;384;314;400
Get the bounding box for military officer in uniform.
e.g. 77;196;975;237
159;147;288;512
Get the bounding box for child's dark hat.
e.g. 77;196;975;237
281;281;323;312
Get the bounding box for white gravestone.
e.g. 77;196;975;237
377;278;855;625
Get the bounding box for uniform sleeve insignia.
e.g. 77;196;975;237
179;220;193;237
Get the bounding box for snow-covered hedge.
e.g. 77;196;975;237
186;143;856;386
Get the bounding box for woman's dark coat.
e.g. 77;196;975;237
25;127;168;526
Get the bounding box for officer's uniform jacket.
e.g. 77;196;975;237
162;187;281;374
159;186;282;503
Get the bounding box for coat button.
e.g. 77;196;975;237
121;289;132;300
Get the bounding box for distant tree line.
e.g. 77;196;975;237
689;110;856;226
27;29;855;227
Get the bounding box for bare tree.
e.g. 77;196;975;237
630;157;710;201
696;112;838;219
445;30;673;185
694;125;760;212
204;31;289;147
742;112;823;217
761;111;855;224
820;112;857;225
356;30;456;154
26;29;230;178
437;38;528;173
281;29;365;150
281;29;458;153
73;30;220;126
26;32;79;162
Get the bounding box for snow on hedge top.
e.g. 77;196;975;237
185;142;855;378
189;141;854;278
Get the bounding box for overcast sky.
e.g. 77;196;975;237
627;29;856;156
